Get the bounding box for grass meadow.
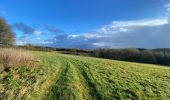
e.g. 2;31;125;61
0;49;170;99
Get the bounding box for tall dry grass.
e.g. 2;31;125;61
0;48;36;72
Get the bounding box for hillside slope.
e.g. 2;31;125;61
1;52;170;100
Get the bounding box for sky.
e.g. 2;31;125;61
0;0;170;49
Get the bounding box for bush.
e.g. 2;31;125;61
0;48;36;72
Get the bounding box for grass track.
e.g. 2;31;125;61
70;59;103;100
45;61;86;100
1;51;170;100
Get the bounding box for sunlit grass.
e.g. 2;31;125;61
0;51;170;99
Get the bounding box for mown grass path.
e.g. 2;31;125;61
70;59;103;100
45;61;87;99
45;57;98;100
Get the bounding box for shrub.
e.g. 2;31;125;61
0;48;36;72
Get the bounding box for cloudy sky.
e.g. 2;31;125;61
0;0;170;49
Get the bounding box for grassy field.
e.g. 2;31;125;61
0;51;170;100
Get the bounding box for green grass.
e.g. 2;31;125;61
0;51;170;100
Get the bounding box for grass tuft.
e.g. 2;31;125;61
0;48;36;72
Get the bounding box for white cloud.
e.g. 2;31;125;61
98;18;169;48
94;18;168;36
24;3;170;49
165;3;170;16
93;42;108;47
165;3;170;8
83;33;102;39
111;19;168;27
46;16;170;49
66;17;170;48
33;30;43;35
16;35;49;46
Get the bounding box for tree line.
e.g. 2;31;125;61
92;48;170;66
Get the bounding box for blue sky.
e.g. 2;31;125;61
0;0;170;49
